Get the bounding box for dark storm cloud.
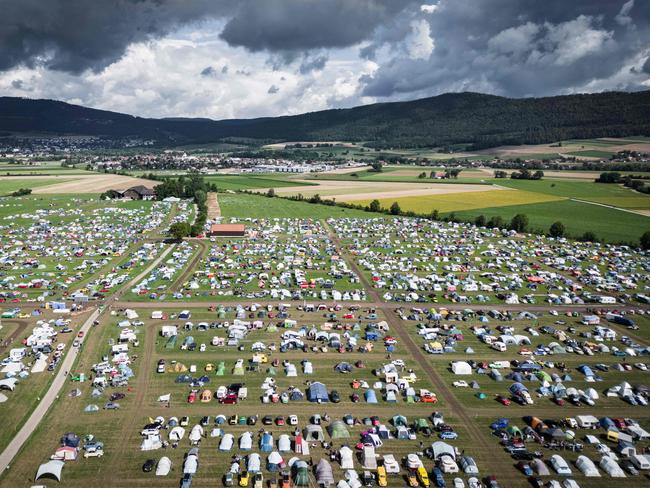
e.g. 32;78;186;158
361;0;650;98
200;66;216;77
220;0;419;52
0;0;233;73
643;57;650;74
299;55;328;74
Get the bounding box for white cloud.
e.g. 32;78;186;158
420;4;438;14
542;15;614;66
615;0;634;26
405;20;434;60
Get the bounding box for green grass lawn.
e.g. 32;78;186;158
0;178;75;195
445;199;650;244
218;193;386;219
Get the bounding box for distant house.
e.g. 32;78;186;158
104;185;156;201
122;185;155;200
209;224;246;237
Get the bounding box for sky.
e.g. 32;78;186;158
0;0;649;120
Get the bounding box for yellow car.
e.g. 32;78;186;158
239;471;249;487
377;465;387;487
416;467;429;488
205;363;214;372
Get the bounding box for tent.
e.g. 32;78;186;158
267;451;284;472
294;460;310;486
169;426;186;442
156;457;172;476
364;389;378;403
278;434;291;452
335;362;353;373
84;404;99;412
339;446;354;469
248;453;261;473
308;382;329;403
35;460;64;482
240;432;253;450
290;389;304;401
61;432;80;448
599;456;625;477
361;446;377;469
261;433;274;452
328;421;350;439
216;362;225;376
304;425;325;442
200;390;212;402
184;449;199;474
431;442;455;460
52;446;78;461
189;425;204;444
392;415;408;427
316;459;335;487
451;361;472;375
233;361;245;375
220;433;234;451
532;458;550;476
576;455;600;477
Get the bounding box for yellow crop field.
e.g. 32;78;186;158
347;189;564;213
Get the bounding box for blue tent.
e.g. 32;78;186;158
260;433;274;452
364;389;378;403
578;365;594;378
509;382;528;395
307;382;329;403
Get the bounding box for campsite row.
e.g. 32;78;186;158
329;218;649;305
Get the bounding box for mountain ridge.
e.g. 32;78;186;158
1;90;649;149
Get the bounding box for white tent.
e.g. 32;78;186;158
184;453;198;474
141;435;162;451
339;446;354;469
361;446;377;469
240;432;253;450
451;361;472;375
303;361;313;374
278;434;291;452
248;453;261;473
156;457;172;476
576;455;600;477
35;460;64;482
599;456;626;477
169;426;186;442
220;434;234;451
189;425;204;443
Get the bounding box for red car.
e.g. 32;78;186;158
496;395;511;406
613;418;627;429
220;394;238;404
78;331;85;338
553;398;566;406
275;416;285;426
187;390;197;403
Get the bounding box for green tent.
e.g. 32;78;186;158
392;415;408;427
294;465;309;486
165;336;177;349
414;418;428;429
506;425;523;438
216;361;225;376
267;366;277;376
536;371;552;382
328;420;350;439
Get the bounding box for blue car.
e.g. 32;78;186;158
432;467;445;488
439;431;458;440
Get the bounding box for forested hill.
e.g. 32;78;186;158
1;90;649;149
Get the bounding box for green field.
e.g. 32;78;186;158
204;175;313;191
0;178;74;194
219;192;385;218
445;199;650;243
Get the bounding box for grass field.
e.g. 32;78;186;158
0;178;74;194
445;199;650;243
204;175;314;191
218;193;385;218
347;188;563;214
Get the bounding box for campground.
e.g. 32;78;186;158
0;188;649;488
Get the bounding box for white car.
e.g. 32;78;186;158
562;481;580;488
199;343;206;352
288;415;299;426
468;477;481;488
453;381;469;388
84;448;104;458
453;478;465;488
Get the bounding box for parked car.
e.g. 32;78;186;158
142;459;155;472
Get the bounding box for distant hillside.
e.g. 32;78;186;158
1;90;649;149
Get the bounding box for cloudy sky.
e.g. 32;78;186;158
0;0;649;120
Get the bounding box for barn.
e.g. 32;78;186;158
209;224;246;237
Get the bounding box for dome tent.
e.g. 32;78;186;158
328;420;350;439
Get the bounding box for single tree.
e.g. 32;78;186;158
641;231;650;250
266;188;276;197
369;199;381;213
169;221;191;241
510;214;529;232
580;231;597;242
474;215;487;227
389;202;401;215
549;221;566;238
